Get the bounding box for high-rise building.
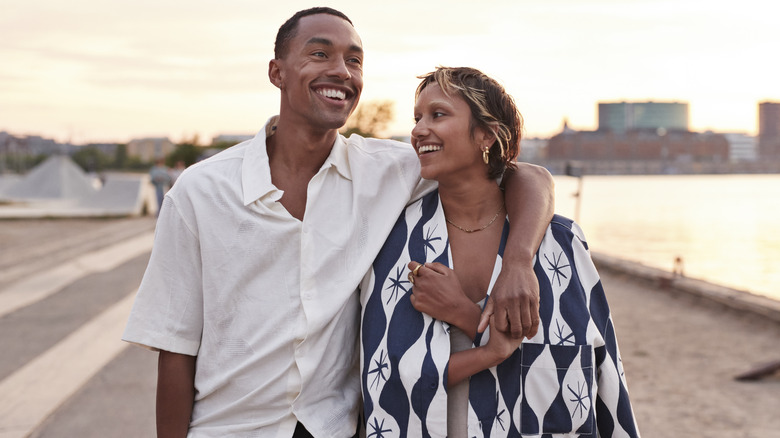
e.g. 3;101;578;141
598;101;689;134
758;101;780;158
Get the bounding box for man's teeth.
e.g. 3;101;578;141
317;89;346;100
418;145;442;154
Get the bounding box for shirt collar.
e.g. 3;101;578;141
241;116;353;206
327;132;353;182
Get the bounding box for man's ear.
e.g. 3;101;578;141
268;59;283;89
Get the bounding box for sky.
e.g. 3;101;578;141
1;0;778;144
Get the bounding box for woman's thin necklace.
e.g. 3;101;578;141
446;204;505;233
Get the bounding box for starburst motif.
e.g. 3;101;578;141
553;318;575;345
423;223;442;257
495;390;507;431
568;381;590;419
368;350;389;389
368;417;392;438
544;251;570;287
385;266;410;304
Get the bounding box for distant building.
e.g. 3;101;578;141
547;129;728;163
85;142;120;157
0;132;65;156
722;133;758;162
126;137;175;162
758;101;780;158
519;137;547;161
211;134;254;146
598;101;689;134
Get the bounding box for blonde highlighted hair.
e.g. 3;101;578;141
415;67;523;179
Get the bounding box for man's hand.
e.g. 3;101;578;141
478;263;539;340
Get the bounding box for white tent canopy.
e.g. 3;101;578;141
3;155;97;200
0;155;156;218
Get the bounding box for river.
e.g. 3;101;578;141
551;174;780;302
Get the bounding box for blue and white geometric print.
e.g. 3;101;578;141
360;194;641;438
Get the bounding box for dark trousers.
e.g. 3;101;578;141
293;422;315;438
293;422;359;438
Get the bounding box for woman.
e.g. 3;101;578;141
359;67;639;437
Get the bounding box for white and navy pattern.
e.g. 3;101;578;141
359;190;640;437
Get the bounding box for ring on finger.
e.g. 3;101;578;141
407;273;415;284
412;263;422;277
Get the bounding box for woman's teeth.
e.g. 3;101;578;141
418;145;442;154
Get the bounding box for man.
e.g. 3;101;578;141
123;7;554;437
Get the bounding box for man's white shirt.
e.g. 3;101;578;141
123;117;431;437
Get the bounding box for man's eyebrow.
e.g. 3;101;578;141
305;37;363;55
305;37;333;47
349;45;364;55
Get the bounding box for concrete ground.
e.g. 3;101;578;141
0;217;778;437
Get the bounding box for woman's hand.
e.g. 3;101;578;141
408;261;481;337
483;314;525;363
478;262;540;340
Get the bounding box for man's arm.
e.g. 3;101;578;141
480;163;555;339
157;350;197;438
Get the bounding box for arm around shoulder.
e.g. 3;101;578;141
502;162;554;262
484;163;554;339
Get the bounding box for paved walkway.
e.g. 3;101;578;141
0;217;778;437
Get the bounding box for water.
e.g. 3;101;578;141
551;174;780;302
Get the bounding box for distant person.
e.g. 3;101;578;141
360;67;640;437
168;160;186;186
123;8;554;437
149;158;171;214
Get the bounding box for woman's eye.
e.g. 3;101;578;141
433;112;445;118
413;116;421;124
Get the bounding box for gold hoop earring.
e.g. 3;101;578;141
482;148;490;165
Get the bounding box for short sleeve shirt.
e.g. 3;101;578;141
123;117;427;437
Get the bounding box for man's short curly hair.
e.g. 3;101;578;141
274;7;354;59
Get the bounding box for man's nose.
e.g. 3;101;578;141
327;58;351;80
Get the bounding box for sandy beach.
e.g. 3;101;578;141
601;267;780;436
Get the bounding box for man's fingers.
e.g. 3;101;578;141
505;304;524;339
527;315;540;339
526;294;540;339
517;300;534;339
493;303;510;335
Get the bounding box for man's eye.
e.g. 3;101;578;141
313;51;326;58
413;116;421;124
433;112;445;118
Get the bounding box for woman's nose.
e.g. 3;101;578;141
411;118;428;139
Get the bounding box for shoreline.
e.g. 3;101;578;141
592;251;780;324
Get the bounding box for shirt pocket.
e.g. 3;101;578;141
518;343;595;436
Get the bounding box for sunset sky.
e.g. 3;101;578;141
1;0;777;144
